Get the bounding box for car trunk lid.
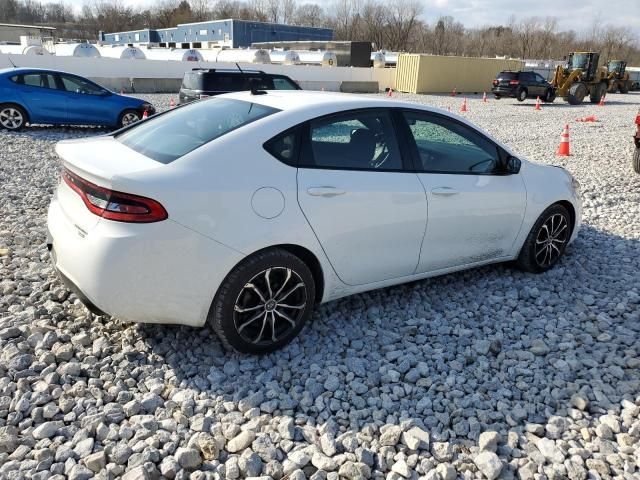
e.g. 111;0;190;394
54;135;164;233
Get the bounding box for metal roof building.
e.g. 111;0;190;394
99;19;332;50
0;23;56;43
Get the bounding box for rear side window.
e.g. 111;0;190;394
117;98;279;164
11;73;57;89
203;74;245;92
264;130;299;166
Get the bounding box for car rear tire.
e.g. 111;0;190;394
516;204;572;273
620;81;630;94
208;248;316;354
494;94;501;100
633;148;640;174
0;104;27;131
517;88;528;102
118;109;141;128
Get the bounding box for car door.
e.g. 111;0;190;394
400;110;527;272
535;73;549;96
11;72;67;124
58;74;112;125
296;108;428;286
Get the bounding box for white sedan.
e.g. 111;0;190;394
47;91;581;353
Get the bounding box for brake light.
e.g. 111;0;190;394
62;168;168;223
509;80;520;85
492;80;498;85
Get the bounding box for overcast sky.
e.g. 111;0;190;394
64;0;640;32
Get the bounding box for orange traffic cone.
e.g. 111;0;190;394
142;109;148;119
387;88;393;97
460;98;468;112
598;93;606;107
556;124;571;156
451;87;457;97
169;97;175;108
483;91;487;103
535;96;542;110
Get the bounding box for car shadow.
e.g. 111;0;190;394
133;223;639;442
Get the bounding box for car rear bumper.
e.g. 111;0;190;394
491;87;517;96
47;196;244;327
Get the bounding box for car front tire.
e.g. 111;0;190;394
118;109;142;128
0;104;28;131
516;204;572;273
633;148;640;174
209;248;316;354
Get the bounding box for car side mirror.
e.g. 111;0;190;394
506;156;521;174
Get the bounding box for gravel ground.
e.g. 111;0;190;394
1;91;639;480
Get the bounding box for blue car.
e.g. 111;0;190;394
0;68;155;131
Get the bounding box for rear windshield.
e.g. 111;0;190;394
181;72;202;90
497;72;517;80
116;98;279;164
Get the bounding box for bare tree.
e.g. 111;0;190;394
293;3;323;27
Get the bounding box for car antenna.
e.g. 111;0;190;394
7;54;17;68
235;62;243;74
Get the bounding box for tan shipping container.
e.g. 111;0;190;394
395;54;524;94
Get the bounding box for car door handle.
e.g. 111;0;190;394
307;187;346;197
431;187;459;197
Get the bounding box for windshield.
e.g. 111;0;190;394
570;53;589;70
608;61;622;72
116;98;279;164
497;72;517;80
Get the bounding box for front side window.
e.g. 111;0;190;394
273;77;298;90
302;110;402;171
59;75;103;95
535;73;547;83
403;111;500;174
117;98;278;164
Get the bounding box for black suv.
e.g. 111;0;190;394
178;68;301;104
491;71;556;102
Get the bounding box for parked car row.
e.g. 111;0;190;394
0;67;301;131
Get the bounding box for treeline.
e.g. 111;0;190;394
1;0;638;64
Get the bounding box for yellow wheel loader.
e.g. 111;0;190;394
550;52;609;105
606;60;632;93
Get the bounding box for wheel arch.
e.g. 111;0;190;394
555;200;576;237
230;244;325;304
265;244;325;304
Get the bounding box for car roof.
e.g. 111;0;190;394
221;90;435;114
0;67;79;76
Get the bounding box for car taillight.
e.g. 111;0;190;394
492;80;498;85
199;94;210;99
509;80;520;85
62;168;168;223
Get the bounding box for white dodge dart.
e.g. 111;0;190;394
47;91;581;353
